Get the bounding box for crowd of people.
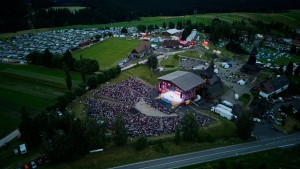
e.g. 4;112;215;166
95;77;151;105
86;77;215;137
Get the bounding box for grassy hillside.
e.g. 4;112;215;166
1;10;299;40
0;63;82;138
73;38;141;68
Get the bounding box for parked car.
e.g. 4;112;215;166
30;161;37;169
13;148;19;156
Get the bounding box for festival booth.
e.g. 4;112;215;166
157;71;205;109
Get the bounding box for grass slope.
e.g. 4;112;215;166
73;38;141;68
0;63;81;138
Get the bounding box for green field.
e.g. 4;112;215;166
0;63;82;138
181;146;300;169
1;10;300;40
73;38;141;68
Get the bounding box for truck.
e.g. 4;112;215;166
222;100;233;107
211;106;235;120
216;104;232;112
19;144;27;154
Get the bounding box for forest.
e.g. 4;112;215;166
1;0;300;33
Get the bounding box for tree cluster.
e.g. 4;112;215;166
236;112;254;140
250;19;292;36
181;113;199;142
2;0;299;33
147;55;158;70
226;41;248;55
19;104;129;162
19;107;109;162
26;49;55;67
86;65;121;89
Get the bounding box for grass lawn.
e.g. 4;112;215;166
160;55;180;68
181;146;300;169
72;38;141;68
179;50;208;60
276;116;300;134
272;55;300;65
239;93;251;107
0;63;82;138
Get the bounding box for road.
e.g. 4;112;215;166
110;133;300;169
0;129;20;147
121;51;184;71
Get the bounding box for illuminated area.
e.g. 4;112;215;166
161;90;183;103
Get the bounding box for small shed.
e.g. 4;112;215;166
237;79;246;85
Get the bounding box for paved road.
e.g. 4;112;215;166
110;133;300;169
0;129;20;147
121;51;184;71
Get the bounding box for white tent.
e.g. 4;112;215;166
223;64;230;69
237;79;245;85
214;68;218;74
166;29;182;35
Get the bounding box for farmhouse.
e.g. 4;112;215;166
128;41;151;58
258;75;289;99
162;40;180;49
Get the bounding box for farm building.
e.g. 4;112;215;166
128;41;151;58
258;75;289;99
162;40;180;49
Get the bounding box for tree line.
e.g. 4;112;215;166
1;0;300;33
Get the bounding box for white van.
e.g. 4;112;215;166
19;144;27;154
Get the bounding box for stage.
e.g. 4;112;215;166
161;90;183;103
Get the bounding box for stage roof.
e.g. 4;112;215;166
158;71;205;91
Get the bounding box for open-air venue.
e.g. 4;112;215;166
0;1;300;169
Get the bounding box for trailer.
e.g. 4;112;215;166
216;104;232;112
222;100;233;107
211;106;234;120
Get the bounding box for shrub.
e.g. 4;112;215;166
153;140;169;154
134;136;148;151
